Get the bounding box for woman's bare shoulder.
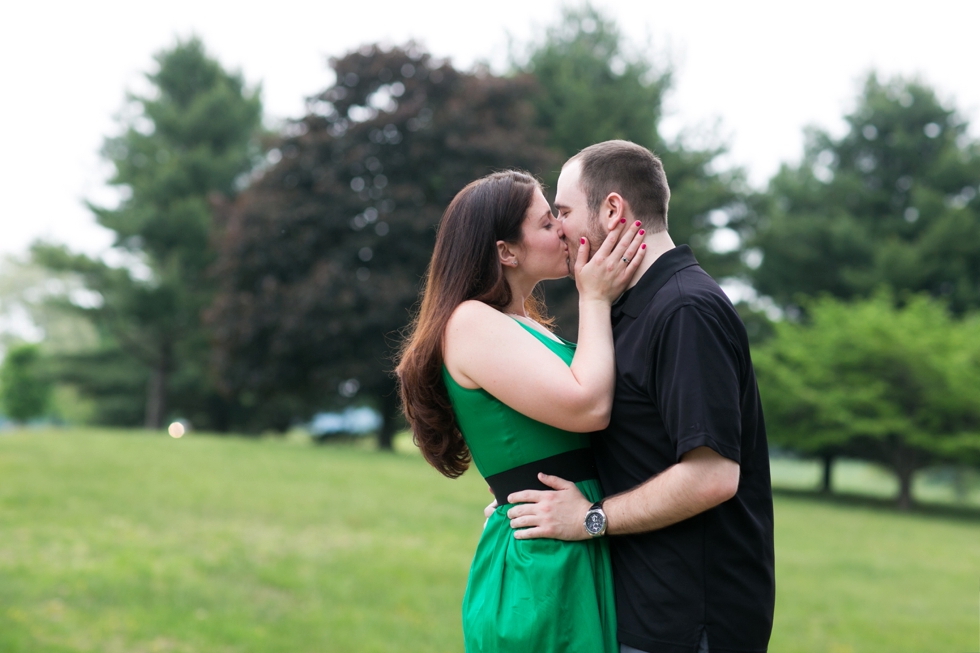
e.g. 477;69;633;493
446;300;506;334
444;301;512;389
445;301;522;362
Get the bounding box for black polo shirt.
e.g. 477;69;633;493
592;245;775;653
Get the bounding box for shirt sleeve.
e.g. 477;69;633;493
652;305;742;464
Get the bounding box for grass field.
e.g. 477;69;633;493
1;429;978;652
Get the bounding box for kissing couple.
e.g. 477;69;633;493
397;140;775;653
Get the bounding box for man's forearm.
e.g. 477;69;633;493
502;448;739;541
605;447;739;535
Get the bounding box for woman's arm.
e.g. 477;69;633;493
444;223;645;432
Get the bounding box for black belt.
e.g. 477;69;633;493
486;448;598;506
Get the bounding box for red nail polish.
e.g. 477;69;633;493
620;218;626;224
641;243;647;249
639;229;645;236
580;237;586;244
635;221;641;227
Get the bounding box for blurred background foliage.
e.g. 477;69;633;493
749;74;980;314
0;4;978;509
754;290;980;509
0;343;52;423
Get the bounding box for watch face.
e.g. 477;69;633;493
585;511;605;535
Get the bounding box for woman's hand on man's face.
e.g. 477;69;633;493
574;219;647;304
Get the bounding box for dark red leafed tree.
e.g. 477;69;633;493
207;44;558;445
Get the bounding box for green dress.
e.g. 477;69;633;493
442;321;617;653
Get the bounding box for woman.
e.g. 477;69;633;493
396;170;645;652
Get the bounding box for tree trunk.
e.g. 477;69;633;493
820;453;834;494
892;440;918;511
144;345;172;430
208;394;233;433
377;389;400;451
896;467;914;511
145;365;168;429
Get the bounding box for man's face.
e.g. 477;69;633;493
554;159;606;275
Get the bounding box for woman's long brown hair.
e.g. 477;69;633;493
395;170;552;478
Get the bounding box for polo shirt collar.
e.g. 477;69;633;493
613;245;700;319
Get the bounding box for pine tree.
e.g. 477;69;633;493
33;38;263;429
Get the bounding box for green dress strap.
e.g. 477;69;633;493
442;319;591;478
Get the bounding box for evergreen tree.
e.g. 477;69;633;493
518;4;671;166
34;38;263;429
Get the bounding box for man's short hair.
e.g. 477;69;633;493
567;140;670;232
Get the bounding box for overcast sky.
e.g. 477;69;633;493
2;0;978;259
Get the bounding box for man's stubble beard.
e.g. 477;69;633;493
566;212;607;278
586;212;606;256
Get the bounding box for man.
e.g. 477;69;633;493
502;140;775;653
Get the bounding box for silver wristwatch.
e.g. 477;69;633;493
584;501;607;537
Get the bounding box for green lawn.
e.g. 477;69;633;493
1;429;978;652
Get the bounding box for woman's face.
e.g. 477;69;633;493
514;187;569;281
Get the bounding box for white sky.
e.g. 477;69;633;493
1;0;978;259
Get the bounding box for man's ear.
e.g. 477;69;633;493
604;193;628;230
496;240;519;268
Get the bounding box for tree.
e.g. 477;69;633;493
0;344;52;423
513;4;748;335
753;290;980;509
0;256;103;425
0;255;99;356
517;4;671;169
750;74;980;314
207;44;559;446
33;38;263;430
